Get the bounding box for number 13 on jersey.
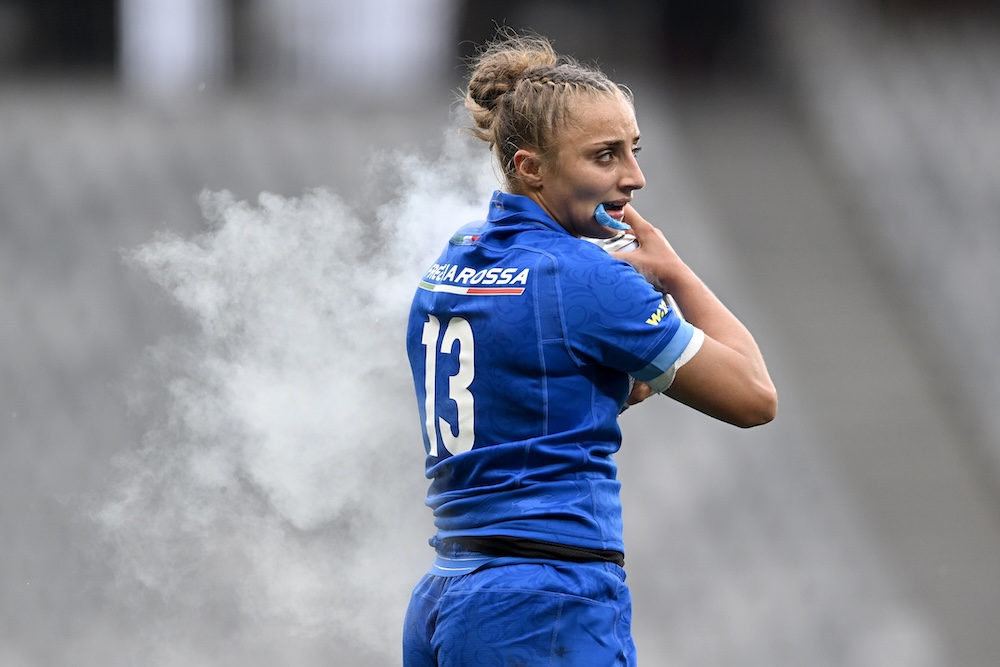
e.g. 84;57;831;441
420;315;475;457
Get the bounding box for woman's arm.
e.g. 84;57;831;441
614;205;777;428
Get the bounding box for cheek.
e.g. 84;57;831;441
569;188;598;214
571;174;608;200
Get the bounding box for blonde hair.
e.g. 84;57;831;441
463;32;632;188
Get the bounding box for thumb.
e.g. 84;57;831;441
622;204;655;239
619;205;674;258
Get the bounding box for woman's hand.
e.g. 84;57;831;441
609;205;778;428
625;379;655;407
609;205;684;293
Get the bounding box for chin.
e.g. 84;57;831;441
576;221;614;239
588;228;618;240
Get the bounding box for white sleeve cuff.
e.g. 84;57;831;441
645;327;705;393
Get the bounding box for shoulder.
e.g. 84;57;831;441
554;237;643;283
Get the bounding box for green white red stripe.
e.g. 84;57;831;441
418;281;525;296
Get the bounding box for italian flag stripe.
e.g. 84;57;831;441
418;281;524;296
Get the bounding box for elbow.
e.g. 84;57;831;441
733;385;778;428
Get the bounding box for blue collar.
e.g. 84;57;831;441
485;191;567;235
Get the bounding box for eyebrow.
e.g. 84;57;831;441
589;137;641;149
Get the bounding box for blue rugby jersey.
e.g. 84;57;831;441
405;191;696;558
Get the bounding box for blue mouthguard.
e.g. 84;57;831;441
595;203;630;231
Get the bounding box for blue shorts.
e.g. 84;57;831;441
402;560;636;666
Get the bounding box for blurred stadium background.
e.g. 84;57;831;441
2;0;999;665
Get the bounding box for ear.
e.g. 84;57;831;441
513;149;544;189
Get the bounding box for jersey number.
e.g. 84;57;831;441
420;315;475;457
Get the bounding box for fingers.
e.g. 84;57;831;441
621;204;650;232
625;379;655;405
620;205;666;246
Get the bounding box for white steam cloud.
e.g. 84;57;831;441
94;128;497;665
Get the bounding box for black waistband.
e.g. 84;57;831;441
441;536;625;567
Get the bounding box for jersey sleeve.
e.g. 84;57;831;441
559;248;702;389
632;325;704;392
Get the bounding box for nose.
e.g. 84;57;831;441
621;153;645;192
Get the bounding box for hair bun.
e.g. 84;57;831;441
461;31;625;187
465;35;558;131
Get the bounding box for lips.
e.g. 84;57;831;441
601;201;627;219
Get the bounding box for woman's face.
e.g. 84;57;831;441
529;95;646;238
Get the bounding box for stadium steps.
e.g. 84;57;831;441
628;74;1000;667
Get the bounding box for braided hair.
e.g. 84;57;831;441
464;32;632;189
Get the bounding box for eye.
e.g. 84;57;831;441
632;145;642;157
